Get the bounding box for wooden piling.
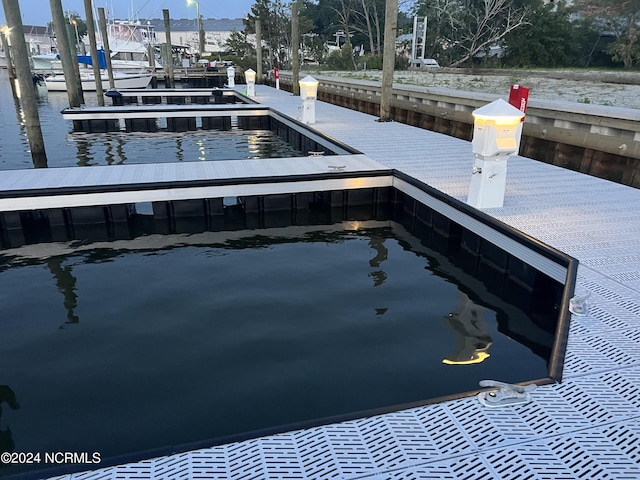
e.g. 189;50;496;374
67;20;85;104
291;2;300;96
98;8;115;90
379;0;398;122
256;19;263;84
163;10;175;89
49;0;83;106
83;0;104;105
0;31;17;97
0;31;15;80
1;0;48;167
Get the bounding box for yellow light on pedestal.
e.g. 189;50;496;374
299;75;319;100
244;68;256;83
471;98;525;158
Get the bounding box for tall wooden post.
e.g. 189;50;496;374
0;31;14;76
67;20;85;103
163;9;175;88
1;0;48;167
291;2;300;96
379;0;398;121
83;0;104;105
49;0;83;106
255;19;262;84
98;8;115;90
0;31;17;97
197;3;204;56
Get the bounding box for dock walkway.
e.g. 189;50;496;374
51;85;640;479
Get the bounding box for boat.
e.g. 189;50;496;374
106;20;162;72
32;53;60;71
43;20;162;75
44;70;153;91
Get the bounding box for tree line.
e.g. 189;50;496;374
224;0;640;71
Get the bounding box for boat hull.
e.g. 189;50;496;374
45;72;153;92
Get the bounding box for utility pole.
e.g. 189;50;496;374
379;0;398;122
83;0;104;105
2;0;48;167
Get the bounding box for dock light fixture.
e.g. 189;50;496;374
227;65;235;88
299;75;319;124
244;68;256;96
467;98;525;209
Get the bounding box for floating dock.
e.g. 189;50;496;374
4;83;640;480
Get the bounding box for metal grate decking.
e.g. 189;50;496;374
38;85;640;480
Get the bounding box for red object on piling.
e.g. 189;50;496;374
509;84;530;116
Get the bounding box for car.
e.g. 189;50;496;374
410;58;440;68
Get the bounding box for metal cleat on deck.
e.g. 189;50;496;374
569;291;590;316
477;380;537;408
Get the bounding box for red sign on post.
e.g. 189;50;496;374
274;67;280;79
509;84;530;116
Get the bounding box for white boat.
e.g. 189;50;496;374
45;20;162;74
103;20;162;72
32;53;60;71
107;31;159;71
44;70;153;91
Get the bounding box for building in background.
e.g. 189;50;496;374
147;18;245;55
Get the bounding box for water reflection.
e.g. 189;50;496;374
75;139;92;166
47;258;79;327
104;136;128;165
368;236;388;287
0;385;19;455
177;138;185;162
442;290;492;365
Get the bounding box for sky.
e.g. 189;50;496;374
1;0;255;26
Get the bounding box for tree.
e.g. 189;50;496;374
574;0;640;68
413;0;530;66
502;0;583;67
244;0;293;69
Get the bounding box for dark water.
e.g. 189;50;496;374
0;69;302;170
0;224;549;477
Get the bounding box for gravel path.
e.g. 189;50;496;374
318;69;640;110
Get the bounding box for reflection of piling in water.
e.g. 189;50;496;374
0;385;20;454
443;290;492;365
368;235;388;287
47;258;79;326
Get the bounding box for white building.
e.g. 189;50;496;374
147;17;245;55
